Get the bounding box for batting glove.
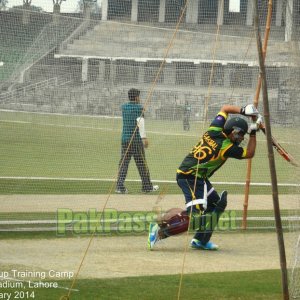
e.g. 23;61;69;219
248;114;263;136
240;104;259;117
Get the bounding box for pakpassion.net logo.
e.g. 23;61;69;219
56;208;237;235
56;208;156;235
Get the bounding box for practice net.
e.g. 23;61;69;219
0;0;299;298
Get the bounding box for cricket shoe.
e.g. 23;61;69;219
115;188;128;194
190;238;219;250
148;222;160;250
143;185;159;193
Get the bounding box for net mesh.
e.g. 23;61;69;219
0;0;300;298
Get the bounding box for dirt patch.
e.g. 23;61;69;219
0;232;295;279
0;194;298;282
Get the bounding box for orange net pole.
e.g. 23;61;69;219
242;0;273;230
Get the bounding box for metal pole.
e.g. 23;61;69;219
253;0;289;299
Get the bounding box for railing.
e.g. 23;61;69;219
59;19;96;51
0;75;73;103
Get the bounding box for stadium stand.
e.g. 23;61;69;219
0;2;299;124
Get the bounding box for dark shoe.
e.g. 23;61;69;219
142;185;159;193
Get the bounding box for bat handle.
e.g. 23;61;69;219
259;123;266;133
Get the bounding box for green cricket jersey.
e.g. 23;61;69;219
177;111;247;179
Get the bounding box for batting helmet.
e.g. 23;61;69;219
224;117;248;135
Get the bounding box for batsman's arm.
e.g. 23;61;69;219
244;134;256;159
244;114;264;159
220;105;243;115
220;104;259;116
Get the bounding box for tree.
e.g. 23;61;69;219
0;0;8;11
22;0;32;24
23;0;32;9
53;0;65;14
77;0;100;18
53;0;66;24
11;5;43;12
11;1;43;24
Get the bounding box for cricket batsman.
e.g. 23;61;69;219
148;104;263;250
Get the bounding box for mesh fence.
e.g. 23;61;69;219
0;0;300;298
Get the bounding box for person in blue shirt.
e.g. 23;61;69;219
116;88;159;194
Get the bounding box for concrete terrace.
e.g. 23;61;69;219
57;21;292;65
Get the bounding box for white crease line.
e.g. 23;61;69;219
0;118;299;143
0;176;299;187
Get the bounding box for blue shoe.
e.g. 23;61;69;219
190;238;219;250
148;223;159;250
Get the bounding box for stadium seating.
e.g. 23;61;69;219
58;20;289;63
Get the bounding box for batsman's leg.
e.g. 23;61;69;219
192;190;227;249
148;209;190;250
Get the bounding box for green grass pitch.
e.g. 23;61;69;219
0;110;298;194
0;269;282;300
0;110;297;300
